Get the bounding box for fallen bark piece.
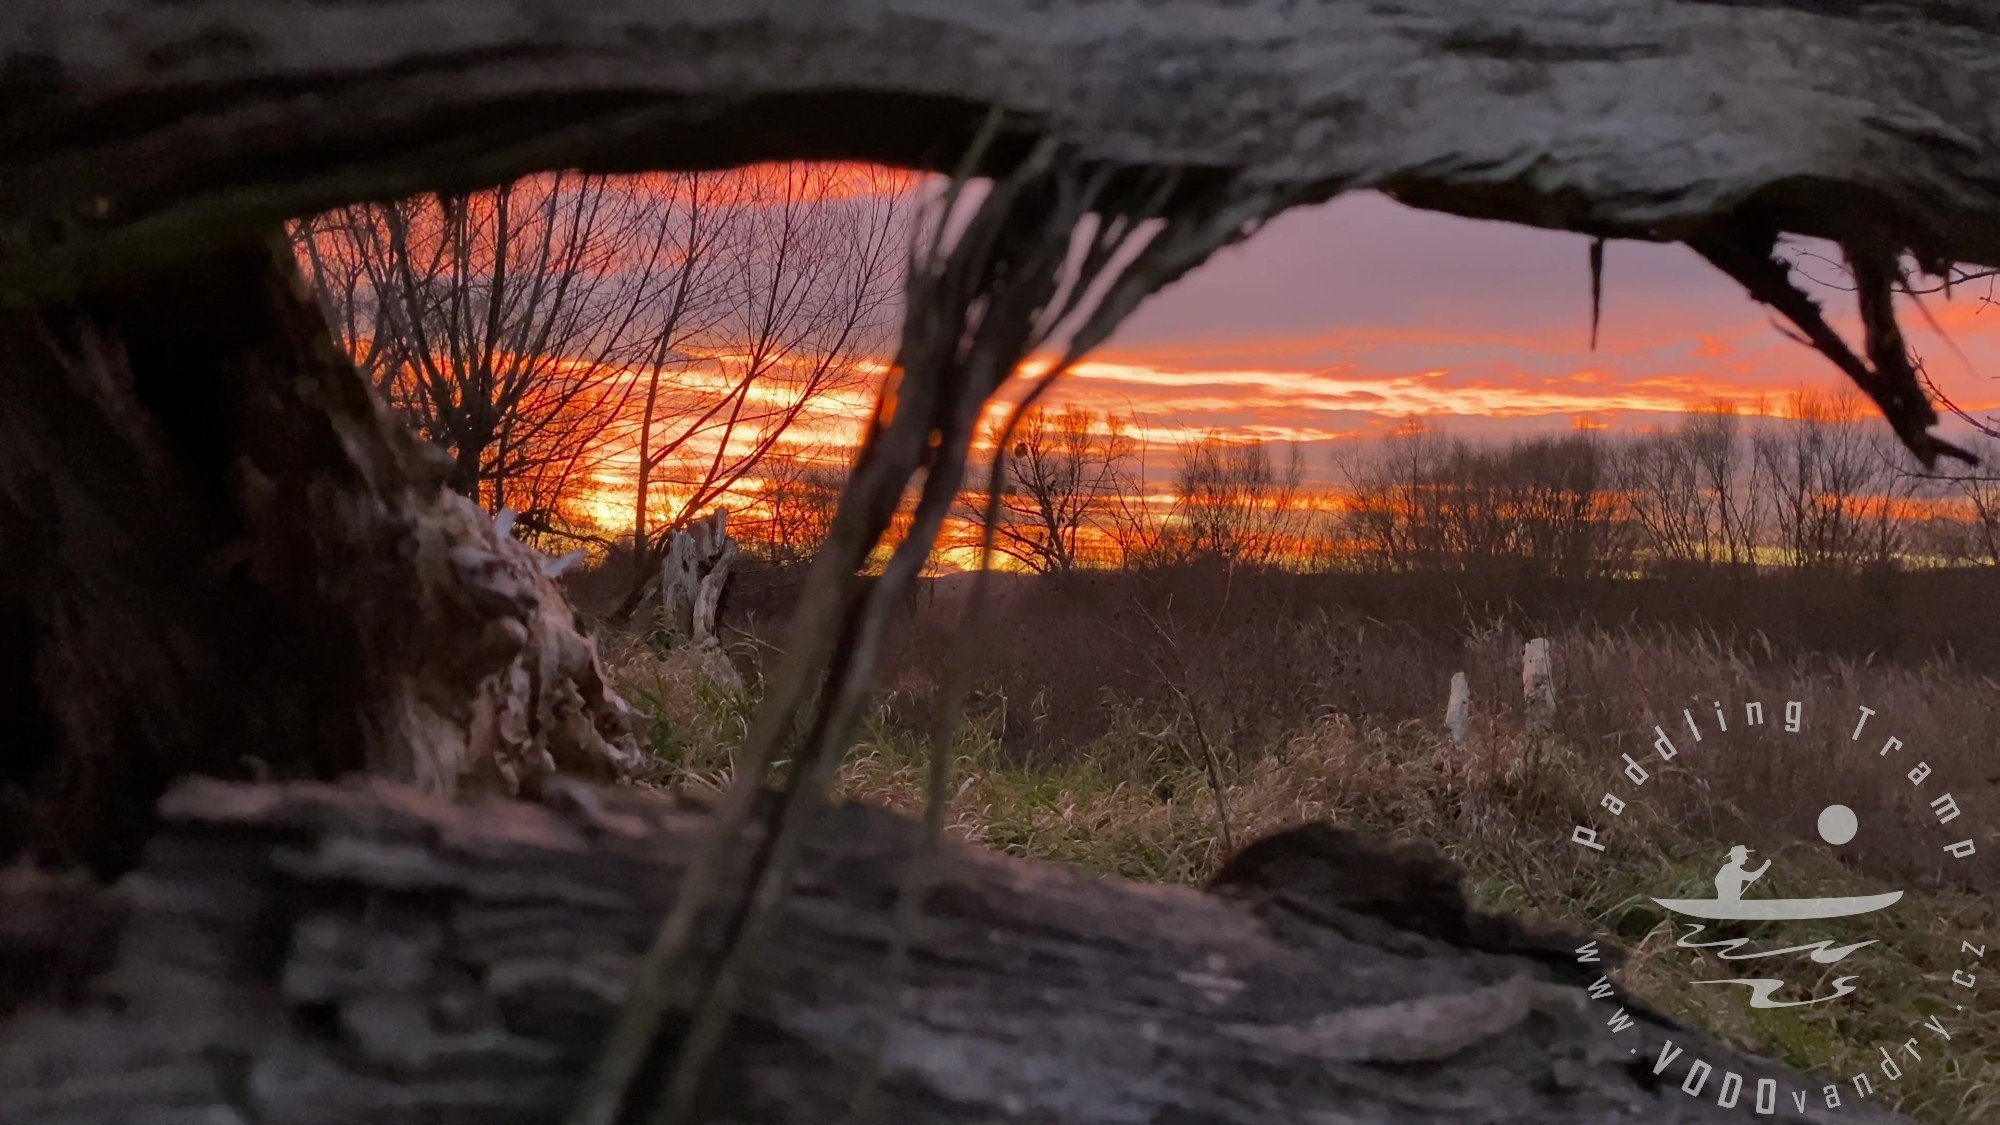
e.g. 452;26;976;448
0;779;1899;1124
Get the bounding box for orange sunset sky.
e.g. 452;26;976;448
1005;192;2000;466
573;185;2000;528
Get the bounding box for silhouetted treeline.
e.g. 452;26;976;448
939;394;1997;579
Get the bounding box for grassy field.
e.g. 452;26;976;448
604;576;1999;1123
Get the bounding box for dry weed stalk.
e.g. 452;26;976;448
568;123;1291;1125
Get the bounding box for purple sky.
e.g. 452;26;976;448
1027;192;2000;462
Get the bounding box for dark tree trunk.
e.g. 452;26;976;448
0;238;638;873
0;778;1903;1124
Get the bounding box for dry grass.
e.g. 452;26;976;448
608;590;1999;1124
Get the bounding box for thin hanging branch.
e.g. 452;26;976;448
1588;237;1605;351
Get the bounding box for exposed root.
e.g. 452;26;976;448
1687;219;1975;468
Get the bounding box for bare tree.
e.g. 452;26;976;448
954;404;1136;572
1153;434;1313;568
1617;401;1763;573
1500;433;1632;578
293;174;659;525
742;455;850;566
1339;419;1447;572
621;166;906;581
1903;432;2000;567
1754;388;1916;570
294;167;905;555
1344;425;1629;579
1950;470;2000;567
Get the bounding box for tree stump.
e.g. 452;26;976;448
657;509;743;692
0;239;639;871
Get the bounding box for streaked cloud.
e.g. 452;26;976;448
1010;192;2000;445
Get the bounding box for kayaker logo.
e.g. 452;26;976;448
1657;836;1898;1012
1564;700;1987;1114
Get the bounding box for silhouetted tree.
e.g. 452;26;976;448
1617;401;1764;573
294;173;655;524
955;405;1137;572
1153;434;1313;568
1754;389;1914;570
294;167;905;556
1344;424;1629;578
743;456;850;566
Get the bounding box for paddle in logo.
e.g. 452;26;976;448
1656;822;1901;1011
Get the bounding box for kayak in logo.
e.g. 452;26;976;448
1655;833;1900;1011
1658;839;1901;922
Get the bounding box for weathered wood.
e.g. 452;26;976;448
0;778;1899;1124
0;6;1991;1116
1445;671;1472;745
7;2;2000;282
1523;638;1556;733
659;510;736;644
2;1;1986;465
0;238;638;870
653;509;744;692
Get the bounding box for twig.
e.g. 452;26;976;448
840;356;1056;1124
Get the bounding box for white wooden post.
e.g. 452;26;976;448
1522;638;1555;733
1444;672;1470;745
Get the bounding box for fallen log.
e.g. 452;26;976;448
9;1;2000;275
0;779;1899;1124
7;3;1998;460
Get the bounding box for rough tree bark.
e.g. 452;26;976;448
5;1;2000;258
0;237;639;871
0;778;1903;1125
658;510;737;648
5;1;1996;457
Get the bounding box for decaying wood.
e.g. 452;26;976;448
648;510;743;693
3;1;1998;459
660;510;735;649
0;778;1903;1125
5;1;2000;265
0;237;638;870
